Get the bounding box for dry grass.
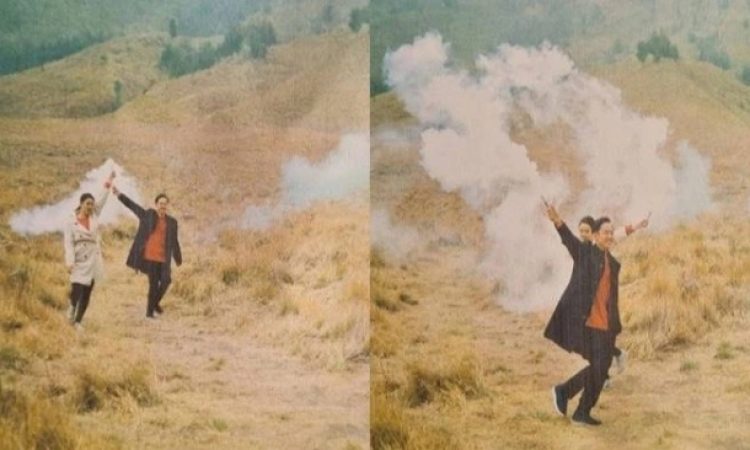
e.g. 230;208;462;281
0;13;369;447
213;200;369;370
71;362;157;413
371;51;750;447
0;383;78;450
618;215;750;358
0;34;168;118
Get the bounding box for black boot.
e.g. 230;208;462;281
572;409;602;426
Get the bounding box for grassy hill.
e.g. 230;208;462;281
0;34;169;118
370;42;750;449
117;29;368;131
370;0;750;94
0;16;369;448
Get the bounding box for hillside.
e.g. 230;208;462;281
371;48;750;449
370;0;750;93
118;29;369;131
0;34;169;118
0;21;369;449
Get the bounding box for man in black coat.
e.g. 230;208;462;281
544;205;620;426
112;186;182;319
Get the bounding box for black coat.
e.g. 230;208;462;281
543;223;621;359
117;193;182;283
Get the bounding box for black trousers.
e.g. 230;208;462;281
560;327;615;414
70;281;95;323
145;261;170;316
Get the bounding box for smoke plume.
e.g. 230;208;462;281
385;33;715;311
242;133;369;229
9;158;142;235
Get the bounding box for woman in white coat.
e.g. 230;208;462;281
63;172;114;329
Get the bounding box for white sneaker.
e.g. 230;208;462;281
615;350;627;373
73;322;84;332
67;305;75;322
603;378;612;390
153;311;161;318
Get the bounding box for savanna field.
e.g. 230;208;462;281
0;2;370;447
370;53;750;449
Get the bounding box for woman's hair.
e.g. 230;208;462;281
593;216;612;233
154;193;169;203
79;193;94;204
578;215;595;229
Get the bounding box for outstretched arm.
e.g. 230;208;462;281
93;171;115;216
614;214;650;242
112;185;146;219
545;201;581;259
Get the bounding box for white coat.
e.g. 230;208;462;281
63;188;110;285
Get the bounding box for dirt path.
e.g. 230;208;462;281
66;252;368;449
377;244;750;449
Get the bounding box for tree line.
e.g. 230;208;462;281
0;32;108;75
159;20;277;78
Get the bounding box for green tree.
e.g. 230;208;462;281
169;18;177;38
349;7;369;32
247;21;277;59
113;79;124;109
218;27;243;57
636;32;679;62
740;66;750;86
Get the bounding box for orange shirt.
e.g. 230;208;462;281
143;215;167;263
586;252;610;330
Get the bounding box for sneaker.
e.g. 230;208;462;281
603;378;612;390
551;385;568;416
145;314;157;320
572;410;602;426
73;322;84;332
67;305;75;322
153;311;161;318
615;350;627;373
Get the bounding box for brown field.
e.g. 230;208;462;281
0;28;369;449
371;58;750;449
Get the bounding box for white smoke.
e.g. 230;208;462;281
242;133;369;229
671;141;715;220
9;158;142;236
385;34;715;311
371;209;421;261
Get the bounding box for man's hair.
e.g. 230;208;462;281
578;215;595;229
154;193;169;203
593;216;612;233
79;193;94;204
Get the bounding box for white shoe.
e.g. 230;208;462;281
73;322;84;332
603;378;612;390
67;305;75;322
153;311;161;318
615;350;627;373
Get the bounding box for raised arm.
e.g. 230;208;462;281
93;171;115;216
614;215;650;243
113;185;146;219
545;202;582;259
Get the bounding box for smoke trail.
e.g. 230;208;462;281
242;133;369;229
371;209;421;261
385;34;715;311
9;158;142;236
